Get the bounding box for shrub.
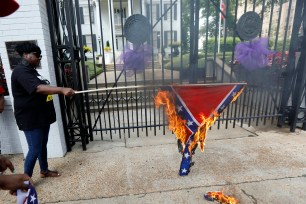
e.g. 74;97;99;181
164;53;213;70
203;37;241;53
83;45;92;53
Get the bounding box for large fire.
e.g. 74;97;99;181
155;90;220;153
205;191;239;204
155;87;244;154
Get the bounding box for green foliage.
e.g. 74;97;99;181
181;0;191;54
85;61;103;79
243;0;289;9
203;37;241;53
269;38;291;51
202;37;290;54
200;0;237;37
164;53;213;70
164;51;238;71
83;45;92;53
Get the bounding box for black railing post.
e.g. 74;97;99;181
189;0;200;84
287;1;306;132
278;0;303;129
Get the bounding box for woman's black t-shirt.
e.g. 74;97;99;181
11;62;56;130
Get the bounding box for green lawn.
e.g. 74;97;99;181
85;61;103;79
164;52;234;70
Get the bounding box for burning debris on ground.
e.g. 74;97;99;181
204;191;239;204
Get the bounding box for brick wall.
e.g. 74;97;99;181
0;99;22;154
0;0;67;157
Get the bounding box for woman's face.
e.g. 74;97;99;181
23;52;42;67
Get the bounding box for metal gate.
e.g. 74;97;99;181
45;0;305;151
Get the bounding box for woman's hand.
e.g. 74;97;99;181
61;87;75;96
0;174;30;191
0;155;14;173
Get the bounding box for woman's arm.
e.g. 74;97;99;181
36;85;75;96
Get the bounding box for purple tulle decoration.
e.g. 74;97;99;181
118;44;152;76
235;38;274;70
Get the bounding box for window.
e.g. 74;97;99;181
157;31;161;49
84;34;97;52
174;4;177;20
80;6;95;24
164;4;168;20
174;31;177;41
164;31;177;48
90;6;95;24
82;35;86;45
79;7;84;24
92;34;97;51
156;4;160;21
146;4;151;19
164;31;169;47
114;8;127;25
163;3;177;21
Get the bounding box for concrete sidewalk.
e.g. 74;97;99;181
1;124;306;204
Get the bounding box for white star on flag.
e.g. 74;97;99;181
30;194;37;203
187;120;194;126
177;105;183;112
232;92;237;97
184;152;190;159
181;168;187;173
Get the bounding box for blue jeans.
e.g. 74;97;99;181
23;125;50;177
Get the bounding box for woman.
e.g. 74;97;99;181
11;42;75;178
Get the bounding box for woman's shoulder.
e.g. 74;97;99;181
12;64;34;80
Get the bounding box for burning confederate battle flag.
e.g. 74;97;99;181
155;83;245;176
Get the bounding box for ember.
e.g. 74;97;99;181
204;191;239;204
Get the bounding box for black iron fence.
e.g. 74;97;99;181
45;0;305;150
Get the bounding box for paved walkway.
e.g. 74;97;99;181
1;124;306;203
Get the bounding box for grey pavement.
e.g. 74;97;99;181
1;123;306;203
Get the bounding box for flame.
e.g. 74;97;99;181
206;191;239;204
192;111;219;152
155;91;189;144
154;90;218;151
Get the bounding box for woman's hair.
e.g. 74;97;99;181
15;42;41;56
